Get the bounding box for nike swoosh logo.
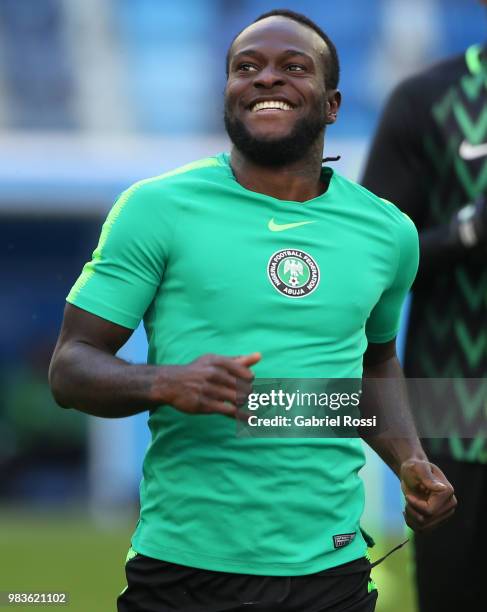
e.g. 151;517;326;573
459;140;487;160
268;218;316;232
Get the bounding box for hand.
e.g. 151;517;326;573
157;352;261;418
453;196;487;247
400;459;457;531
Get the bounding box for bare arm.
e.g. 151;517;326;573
361;339;426;474
361;340;457;530
49;303;260;419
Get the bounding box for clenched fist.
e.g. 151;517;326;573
401;459;457;531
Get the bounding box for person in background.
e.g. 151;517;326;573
361;11;487;610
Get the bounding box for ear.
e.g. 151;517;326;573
325;89;341;125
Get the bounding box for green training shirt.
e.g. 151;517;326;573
67;152;418;575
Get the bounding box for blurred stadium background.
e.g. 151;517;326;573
0;1;484;610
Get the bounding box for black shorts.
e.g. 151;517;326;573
117;553;377;612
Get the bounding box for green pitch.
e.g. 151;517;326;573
0;507;416;611
0;508;132;611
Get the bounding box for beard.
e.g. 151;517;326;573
224;100;326;167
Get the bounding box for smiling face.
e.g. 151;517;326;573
224;16;340;167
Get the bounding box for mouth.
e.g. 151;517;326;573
248;99;295;113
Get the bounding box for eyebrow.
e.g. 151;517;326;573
232;48;314;64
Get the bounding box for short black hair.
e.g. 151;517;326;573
225;9;340;90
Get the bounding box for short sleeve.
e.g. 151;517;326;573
67;180;172;329
365;213;419;343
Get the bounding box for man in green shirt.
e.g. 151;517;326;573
49;9;456;612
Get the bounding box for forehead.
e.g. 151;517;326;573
231;16;327;63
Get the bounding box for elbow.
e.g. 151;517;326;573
48;352;70;409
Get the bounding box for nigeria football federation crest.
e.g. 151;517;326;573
267;249;320;298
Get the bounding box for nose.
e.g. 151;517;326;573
253;65;285;89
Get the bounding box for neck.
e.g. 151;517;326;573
230;136;326;202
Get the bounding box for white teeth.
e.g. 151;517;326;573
251;100;292;112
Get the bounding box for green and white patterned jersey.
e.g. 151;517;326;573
362;45;487;463
67;153;418;575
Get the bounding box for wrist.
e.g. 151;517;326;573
452;199;486;248
455;204;478;246
145;364;180;407
391;444;428;476
398;452;429;474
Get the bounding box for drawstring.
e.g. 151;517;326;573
370;538;410;568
